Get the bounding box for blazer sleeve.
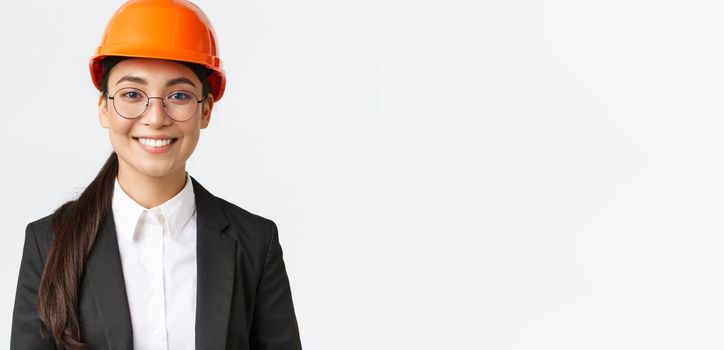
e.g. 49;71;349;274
249;221;302;350
10;222;56;349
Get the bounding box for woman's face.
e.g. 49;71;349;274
99;58;213;180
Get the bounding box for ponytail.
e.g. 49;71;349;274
37;151;118;349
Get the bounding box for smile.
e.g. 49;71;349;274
133;137;178;153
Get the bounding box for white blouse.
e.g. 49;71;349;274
111;172;197;350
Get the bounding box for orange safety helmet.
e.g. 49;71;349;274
89;0;226;101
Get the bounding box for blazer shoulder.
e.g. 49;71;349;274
23;209;64;265
213;196;278;247
215;195;276;228
26;200;76;250
26;212;57;248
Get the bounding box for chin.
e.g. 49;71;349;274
115;149;186;178
130;160;179;178
142;167;179;179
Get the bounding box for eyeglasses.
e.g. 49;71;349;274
105;87;205;122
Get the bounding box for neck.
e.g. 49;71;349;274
116;161;188;209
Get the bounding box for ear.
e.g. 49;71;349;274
98;94;110;129
200;93;214;129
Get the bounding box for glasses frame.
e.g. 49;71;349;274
105;87;206;122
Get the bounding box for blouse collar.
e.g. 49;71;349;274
112;172;196;241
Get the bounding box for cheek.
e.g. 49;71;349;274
181;128;200;149
173;126;200;157
107;118;136;146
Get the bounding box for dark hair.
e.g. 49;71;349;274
36;56;212;349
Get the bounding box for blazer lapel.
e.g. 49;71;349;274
86;210;134;350
191;176;236;350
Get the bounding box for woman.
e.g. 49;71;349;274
10;1;302;349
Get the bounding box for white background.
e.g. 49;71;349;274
1;0;723;349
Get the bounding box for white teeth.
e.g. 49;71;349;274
137;138;174;148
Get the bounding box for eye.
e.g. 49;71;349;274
119;89;144;102
168;91;193;101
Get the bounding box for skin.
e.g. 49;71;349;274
99;58;214;209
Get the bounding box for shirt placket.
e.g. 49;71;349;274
145;207;168;350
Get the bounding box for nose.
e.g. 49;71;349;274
140;97;171;127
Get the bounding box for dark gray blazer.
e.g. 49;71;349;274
11;176;302;349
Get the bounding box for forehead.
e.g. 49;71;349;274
107;58;201;87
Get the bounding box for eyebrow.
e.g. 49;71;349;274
166;77;197;88
115;75;197;88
